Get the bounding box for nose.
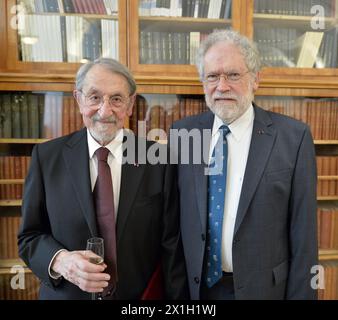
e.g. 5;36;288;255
216;76;231;92
97;98;113;118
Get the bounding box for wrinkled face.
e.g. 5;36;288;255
203;42;259;124
74;65;135;145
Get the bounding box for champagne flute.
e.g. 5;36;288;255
86;237;104;300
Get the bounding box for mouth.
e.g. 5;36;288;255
214;97;237;103
97;120;116;124
93;117;117;124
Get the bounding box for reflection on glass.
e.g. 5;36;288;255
138;0;232;65
253;0;337;68
16;0;119;62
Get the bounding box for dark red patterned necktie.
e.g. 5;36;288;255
93;147;117;297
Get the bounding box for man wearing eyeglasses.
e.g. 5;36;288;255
171;30;318;300
18;58;188;300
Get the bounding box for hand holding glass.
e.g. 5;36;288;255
86;237;104;300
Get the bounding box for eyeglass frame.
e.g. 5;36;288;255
78;90;132;109
203;70;251;85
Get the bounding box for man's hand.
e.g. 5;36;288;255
51;250;110;293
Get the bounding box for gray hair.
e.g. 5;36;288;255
75;58;137;95
196;29;261;80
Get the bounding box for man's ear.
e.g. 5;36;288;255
73;90;81;104
126;93;136;117
73;90;85;114
252;72;260;92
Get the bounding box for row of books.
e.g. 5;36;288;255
317;156;338;176
0;211;338;300
0;273;39;300
139;0;232;19
0;216;21;259
255;27;336;68
1;93;338;141
255;97;338;140
130;95;208;137
19;0;118;15
0;153;338;199
318;261;338;300
317;180;338;197
1;93;337;140
0;93;83;139
1;207;338;259
0;157;31;200
19;15;119;63
317;207;338;249
139;31;208;65
254;0;333;17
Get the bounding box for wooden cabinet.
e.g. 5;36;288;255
0;0;337;299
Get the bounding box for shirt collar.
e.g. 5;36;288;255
87;128;124;159
212;104;254;142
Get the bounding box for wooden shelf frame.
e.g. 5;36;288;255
0;138;48;144
0;179;24;185
0;200;22;207
319;249;338;261
0;259;32;275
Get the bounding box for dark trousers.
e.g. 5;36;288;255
200;272;235;300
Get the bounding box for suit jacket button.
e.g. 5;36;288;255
201;234;206;241
194;277;200;284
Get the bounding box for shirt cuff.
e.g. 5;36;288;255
48;249;67;280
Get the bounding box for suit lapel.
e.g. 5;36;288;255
193;112;214;233
116;134;145;245
62;129;98;237
234;106;276;236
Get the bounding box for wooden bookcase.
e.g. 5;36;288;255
0;0;337;300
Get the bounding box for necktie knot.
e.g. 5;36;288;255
96;147;110;162
219;125;230;138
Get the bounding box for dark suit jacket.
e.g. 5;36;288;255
18;129;188;300
171;105;318;300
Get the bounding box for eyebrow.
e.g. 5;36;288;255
207;69;241;74
85;88;124;97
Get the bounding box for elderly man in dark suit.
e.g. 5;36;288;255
18;58;188;300
171;29;318;300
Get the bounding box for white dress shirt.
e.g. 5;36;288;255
49;129;123;278
209;105;254;272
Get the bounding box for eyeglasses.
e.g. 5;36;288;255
80;91;130;109
204;71;251;85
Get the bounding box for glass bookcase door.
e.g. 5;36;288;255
138;0;233;65
4;0;127;72
253;0;338;68
130;0;238;77
16;0;119;63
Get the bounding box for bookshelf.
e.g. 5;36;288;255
0;0;337;300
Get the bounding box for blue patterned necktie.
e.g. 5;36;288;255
206;125;230;288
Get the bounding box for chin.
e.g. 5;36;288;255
211;104;238;123
90;126;119;144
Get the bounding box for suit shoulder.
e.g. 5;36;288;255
34;130;85;154
259;107;309;132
